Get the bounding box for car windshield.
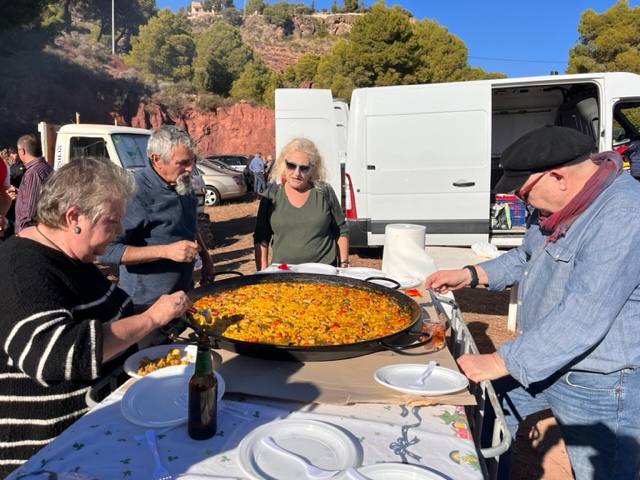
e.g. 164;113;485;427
111;133;149;169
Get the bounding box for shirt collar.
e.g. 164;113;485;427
143;163;176;192
24;157;47;170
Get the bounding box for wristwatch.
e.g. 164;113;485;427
463;265;479;288
339;259;351;267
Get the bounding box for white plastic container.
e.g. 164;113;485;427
381;224;437;282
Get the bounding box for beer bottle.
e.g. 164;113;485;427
188;339;217;440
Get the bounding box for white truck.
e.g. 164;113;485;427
38;122;215;246
276;71;640;247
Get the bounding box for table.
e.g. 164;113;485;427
7;388;483;480
8;285;487;480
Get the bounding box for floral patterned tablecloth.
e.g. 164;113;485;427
8;388;482;480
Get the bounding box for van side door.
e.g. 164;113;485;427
350;82;492;246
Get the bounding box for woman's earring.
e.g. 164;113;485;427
74;226;81;234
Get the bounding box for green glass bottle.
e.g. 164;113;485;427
188;339;217;440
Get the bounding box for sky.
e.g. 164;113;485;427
156;0;639;78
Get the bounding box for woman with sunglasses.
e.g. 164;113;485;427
253;138;349;271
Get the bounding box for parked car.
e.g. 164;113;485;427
204;154;250;173
204;154;254;189
197;159;247;206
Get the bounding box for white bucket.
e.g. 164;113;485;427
381;224;437;282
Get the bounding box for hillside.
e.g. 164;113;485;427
0;11;353;152
190;12;357;71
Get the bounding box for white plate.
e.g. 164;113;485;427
121;365;225;428
338;267;421;289
238;419;362;480
260;264;296;274
295;263;338;275
124;344;196;379
374;364;469;396
359;463;449;480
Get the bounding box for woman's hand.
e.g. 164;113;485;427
145;291;192;327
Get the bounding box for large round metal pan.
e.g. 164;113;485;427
185;272;429;362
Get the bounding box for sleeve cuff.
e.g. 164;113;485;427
498;341;530;387
97;242;126;265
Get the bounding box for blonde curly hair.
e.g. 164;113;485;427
269;138;327;187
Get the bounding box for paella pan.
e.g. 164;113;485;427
180;273;430;361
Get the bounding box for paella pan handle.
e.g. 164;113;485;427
212;270;244;280
364;276;401;290
159;317;196;343
378;330;434;355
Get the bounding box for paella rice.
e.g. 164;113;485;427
136;348;189;376
191;282;413;346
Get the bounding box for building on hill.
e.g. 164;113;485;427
188;2;206;15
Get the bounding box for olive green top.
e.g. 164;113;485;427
254;183;349;265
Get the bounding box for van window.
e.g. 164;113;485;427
613;101;640;146
112;134;149;169
69;136;110;161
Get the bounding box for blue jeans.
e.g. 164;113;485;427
496;368;640;479
253;173;265;194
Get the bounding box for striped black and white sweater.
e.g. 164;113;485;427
0;236;132;476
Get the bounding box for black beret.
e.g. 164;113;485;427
494;126;596;193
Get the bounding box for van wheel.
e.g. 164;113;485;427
205;186;221;206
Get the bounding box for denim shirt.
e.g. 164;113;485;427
481;174;640;388
98;165;198;308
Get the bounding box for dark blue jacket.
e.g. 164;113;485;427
99;165;198;308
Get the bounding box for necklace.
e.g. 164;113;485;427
35;225;67;255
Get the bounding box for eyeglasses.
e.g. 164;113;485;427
285;160;312;174
515;171;547;203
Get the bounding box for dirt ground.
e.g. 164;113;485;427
206;195;574;480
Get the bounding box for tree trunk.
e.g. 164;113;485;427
62;0;72;32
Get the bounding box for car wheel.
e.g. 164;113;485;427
205;186;221;206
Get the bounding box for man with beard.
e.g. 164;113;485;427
99;126;213;345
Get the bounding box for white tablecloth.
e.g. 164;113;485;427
8;389;483;480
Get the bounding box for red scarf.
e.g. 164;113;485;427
539;152;622;242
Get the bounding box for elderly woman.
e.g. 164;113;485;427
0;158;192;475
254;138;349;270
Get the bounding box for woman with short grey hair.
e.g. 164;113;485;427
0;158;192;475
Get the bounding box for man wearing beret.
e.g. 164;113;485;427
425;126;640;479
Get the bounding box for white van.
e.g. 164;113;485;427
276;72;640;247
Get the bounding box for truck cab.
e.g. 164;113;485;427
41;123;205;208
39;122;214;246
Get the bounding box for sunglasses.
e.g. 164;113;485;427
285;160;312;174
515;171;547;203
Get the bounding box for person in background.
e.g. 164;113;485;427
425;126;640;479
0;153;11;237
99;126;213;345
14;134;53;234
4;148;23;238
248;151;265;194
254;138;349;271
264;154;274;181
0;158;192;476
